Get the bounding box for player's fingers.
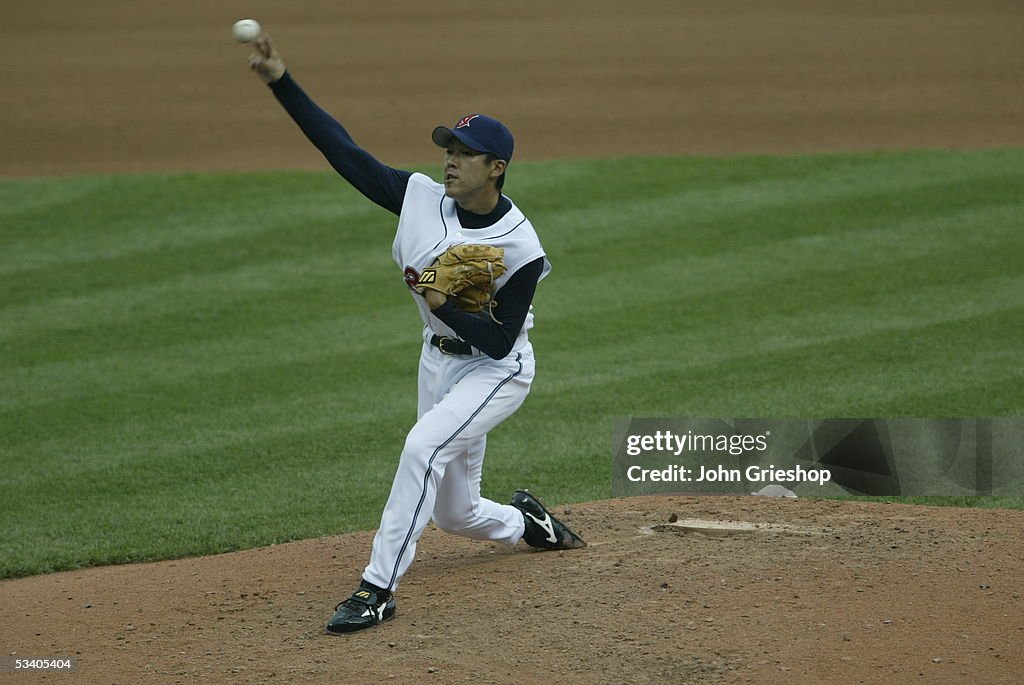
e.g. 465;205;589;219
253;33;274;58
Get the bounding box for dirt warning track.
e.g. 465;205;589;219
2;1;1022;177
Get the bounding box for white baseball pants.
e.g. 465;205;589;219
362;337;533;592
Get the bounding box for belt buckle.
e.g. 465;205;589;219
437;336;458;355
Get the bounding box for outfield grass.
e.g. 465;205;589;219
2;149;1023;578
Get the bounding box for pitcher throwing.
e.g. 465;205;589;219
245;33;586;635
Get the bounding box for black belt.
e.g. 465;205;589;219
430;334;474;356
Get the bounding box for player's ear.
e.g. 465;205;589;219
489;158;507;180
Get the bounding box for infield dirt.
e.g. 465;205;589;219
3;498;1023;683
2;1;1023;176
2;2;1023;684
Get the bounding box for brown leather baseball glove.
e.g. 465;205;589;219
417;244;507;316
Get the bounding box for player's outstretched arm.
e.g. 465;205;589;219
248;34;286;84
241;33;410;214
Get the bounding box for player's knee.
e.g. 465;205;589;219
432;506;475;534
400;425;437;466
401;415;460;465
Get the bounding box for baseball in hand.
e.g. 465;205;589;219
232;19;262;43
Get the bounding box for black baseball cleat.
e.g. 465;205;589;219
325;585;396;635
510;489;587;550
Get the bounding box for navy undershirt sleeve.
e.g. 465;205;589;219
430;257;545;360
269;72;410;215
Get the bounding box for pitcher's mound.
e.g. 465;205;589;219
2;495;1022;684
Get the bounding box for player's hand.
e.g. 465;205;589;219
248;34;286;84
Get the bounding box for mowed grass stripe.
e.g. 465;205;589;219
2;149;1022;578
2;340;418;455
0;306;421;410
4;150;1015;302
0;173;381;275
512;149;1024;211
0;252;399;349
4;382;417;483
533;200;1022;321
533;283;1023;404
5;179;1019;390
0;204;392;306
13;271;1017;476
527;309;1022;441
0;253;407;362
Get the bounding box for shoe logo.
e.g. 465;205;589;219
355;590;371;599
525;511;559;544
360;601;385;620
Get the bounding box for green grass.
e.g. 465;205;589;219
2;149;1023;578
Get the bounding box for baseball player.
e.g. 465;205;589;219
246;34;586;635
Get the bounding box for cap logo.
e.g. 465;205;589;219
455;115;480;129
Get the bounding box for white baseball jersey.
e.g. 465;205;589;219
363;172;549;593
392;172;551;341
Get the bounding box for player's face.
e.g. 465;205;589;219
442;139;505;206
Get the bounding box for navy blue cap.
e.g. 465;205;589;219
432;114;514;162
